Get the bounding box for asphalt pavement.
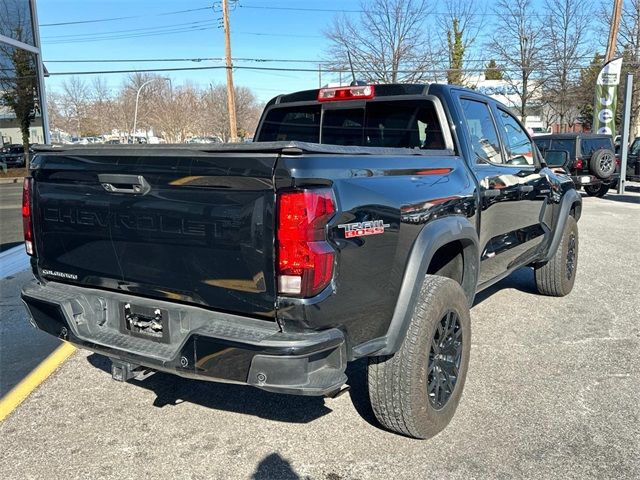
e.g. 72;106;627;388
0;182;24;252
0;189;639;479
0;269;62;397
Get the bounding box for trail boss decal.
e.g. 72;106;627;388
338;220;390;238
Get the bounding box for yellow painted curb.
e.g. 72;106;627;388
0;342;76;422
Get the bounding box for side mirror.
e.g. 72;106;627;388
544;149;569;168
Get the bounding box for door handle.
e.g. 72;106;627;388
517;185;534;193
98;174;151;195
482;188;501;198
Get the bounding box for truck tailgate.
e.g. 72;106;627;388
31;148;278;318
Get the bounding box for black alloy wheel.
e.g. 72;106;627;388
428;310;463;410
566;232;576;280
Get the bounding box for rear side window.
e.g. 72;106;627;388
581;137;613;156
257;100;446;149
459;98;504;164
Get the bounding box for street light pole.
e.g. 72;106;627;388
131;78;169;143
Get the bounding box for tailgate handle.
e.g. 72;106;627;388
98;174;150;195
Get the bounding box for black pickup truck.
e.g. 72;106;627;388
22;83;581;439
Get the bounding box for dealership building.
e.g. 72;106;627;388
0;0;49;146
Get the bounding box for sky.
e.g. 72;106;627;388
36;0;364;102
35;0;601;103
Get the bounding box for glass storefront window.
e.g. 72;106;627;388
0;43;44;146
0;0;36;47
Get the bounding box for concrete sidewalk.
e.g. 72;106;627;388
0;245;29;279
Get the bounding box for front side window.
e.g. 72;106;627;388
460;99;504;164
496;109;535;166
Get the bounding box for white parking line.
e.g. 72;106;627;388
0;244;29;279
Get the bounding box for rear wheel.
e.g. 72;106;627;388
595;183;610;197
535;216;579;296
584;183;609;197
368;276;471;439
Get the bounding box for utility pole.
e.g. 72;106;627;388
222;0;238;142
617;74;633;195
605;0;623;62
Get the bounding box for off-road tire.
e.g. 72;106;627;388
584;183;610;197
368;276;471;439
589;149;615;179
534;215;579;296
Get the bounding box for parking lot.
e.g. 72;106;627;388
0;189;639;480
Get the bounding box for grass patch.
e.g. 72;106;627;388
0;167;28;179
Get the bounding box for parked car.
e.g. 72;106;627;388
186;136;222;144
22;83;581;439
534;133;618;197
625;136;640;182
0;143;34;168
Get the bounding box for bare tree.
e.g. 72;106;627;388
541;0;593;132
488;0;545;123
616;0;640;135
88;77;116;135
437;0;485;86
200;85;263;141
324;0;436;83
149;82;199;143
59;76;90;136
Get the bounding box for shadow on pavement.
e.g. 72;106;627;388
600;193;640;205
251;453;303;480
473;267;538;307
86;353;385;431
0;241;22;253
86;353;334;424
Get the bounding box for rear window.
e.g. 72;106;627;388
257;100;446;149
258;105;320;143
580;137;613;156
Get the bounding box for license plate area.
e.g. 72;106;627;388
121;302;169;343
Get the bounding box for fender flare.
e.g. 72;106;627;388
352;215;479;358
541;189;582;262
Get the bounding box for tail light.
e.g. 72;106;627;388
574;158;584;170
22;177;34;255
277;190;336;297
615;155;621;168
318;85;374;102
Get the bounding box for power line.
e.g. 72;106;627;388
40;6;212;27
43;55;600;65
45;64;604;77
238;4;362;14
41;20;212;40
41;28;320;45
42;26;215;44
237;3;594;18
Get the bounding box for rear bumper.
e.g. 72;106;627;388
21;280;347;396
570;173;619;186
